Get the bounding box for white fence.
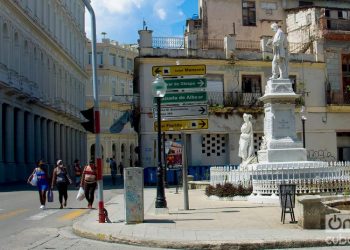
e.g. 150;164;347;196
210;161;350;195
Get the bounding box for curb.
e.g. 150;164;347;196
72;221;345;250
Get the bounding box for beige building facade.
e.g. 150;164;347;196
86;38;138;174
136;0;350;169
0;0;88;183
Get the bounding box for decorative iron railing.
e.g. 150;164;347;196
236;40;260;50
198;38;224;50
326;91;350;105
324;18;350;31
152;37;185;49
207;91;263;107
210;161;350;195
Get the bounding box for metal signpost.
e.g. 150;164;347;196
152;64;209;211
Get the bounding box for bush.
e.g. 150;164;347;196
205;183;253;197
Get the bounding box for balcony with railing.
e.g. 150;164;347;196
326;91;350;105
207;91;305;108
207;91;263;108
322;17;350;32
319;17;350;40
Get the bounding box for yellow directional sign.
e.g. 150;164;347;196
154;119;208;132
152;65;206;77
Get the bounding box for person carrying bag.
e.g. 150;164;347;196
80;160;97;209
51;160;72;209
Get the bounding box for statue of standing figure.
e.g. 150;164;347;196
266;23;288;79
238;113;254;162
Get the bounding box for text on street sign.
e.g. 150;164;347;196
154;119;209;131
152;65;206;76
164;78;207;90
154;92;207;105
153;105;208;119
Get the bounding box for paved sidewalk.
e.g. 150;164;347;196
73;188;349;249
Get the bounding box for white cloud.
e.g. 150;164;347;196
157;8;167;20
85;0;188;44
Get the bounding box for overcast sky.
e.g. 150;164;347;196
85;0;198;44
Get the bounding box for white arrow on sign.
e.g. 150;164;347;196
153;105;208;119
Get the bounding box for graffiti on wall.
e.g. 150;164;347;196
307;149;336;162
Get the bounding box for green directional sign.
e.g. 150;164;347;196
164;78;207;90
156;92;207;105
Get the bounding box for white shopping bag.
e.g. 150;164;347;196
76;187;85;201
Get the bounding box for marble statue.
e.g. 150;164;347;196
266;23;288;79
239;113;254;162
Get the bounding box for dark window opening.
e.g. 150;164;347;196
299;1;313;7
242;75;261;93
242;1;256;26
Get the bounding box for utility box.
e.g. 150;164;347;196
124;167;144;224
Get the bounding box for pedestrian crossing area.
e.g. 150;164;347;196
0;207;88;222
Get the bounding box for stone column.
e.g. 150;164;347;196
26;112;35;174
60;125;66;164
0;103;3;183
138;30;153;56
54;122;60;161
66;127;72;167
48;120;55;166
5;105;15;181
72;129;77;163
41;118;48;162
15;109;25;180
35;116;42;161
224;34;236;59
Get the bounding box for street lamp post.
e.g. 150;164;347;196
300;106;307;148
152;74;167;208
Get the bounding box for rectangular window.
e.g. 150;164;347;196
261;2;277;10
242;75;261;93
109;53;116;66
97;52;103;65
127;58;133;71
289;75;297;92
88;52;92;64
242;1;256;26
342;54;350;101
119;56;125;68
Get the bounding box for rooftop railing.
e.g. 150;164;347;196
152;36;185;49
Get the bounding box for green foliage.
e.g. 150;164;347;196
205;183;253;197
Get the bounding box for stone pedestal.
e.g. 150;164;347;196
257;79;306;163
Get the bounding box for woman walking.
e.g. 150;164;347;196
51;160;72;209
27;160;49;210
80;160;97;209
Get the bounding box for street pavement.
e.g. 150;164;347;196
0;177;168;250
74;187;350;250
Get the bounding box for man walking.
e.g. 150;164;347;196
109;157;117;185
